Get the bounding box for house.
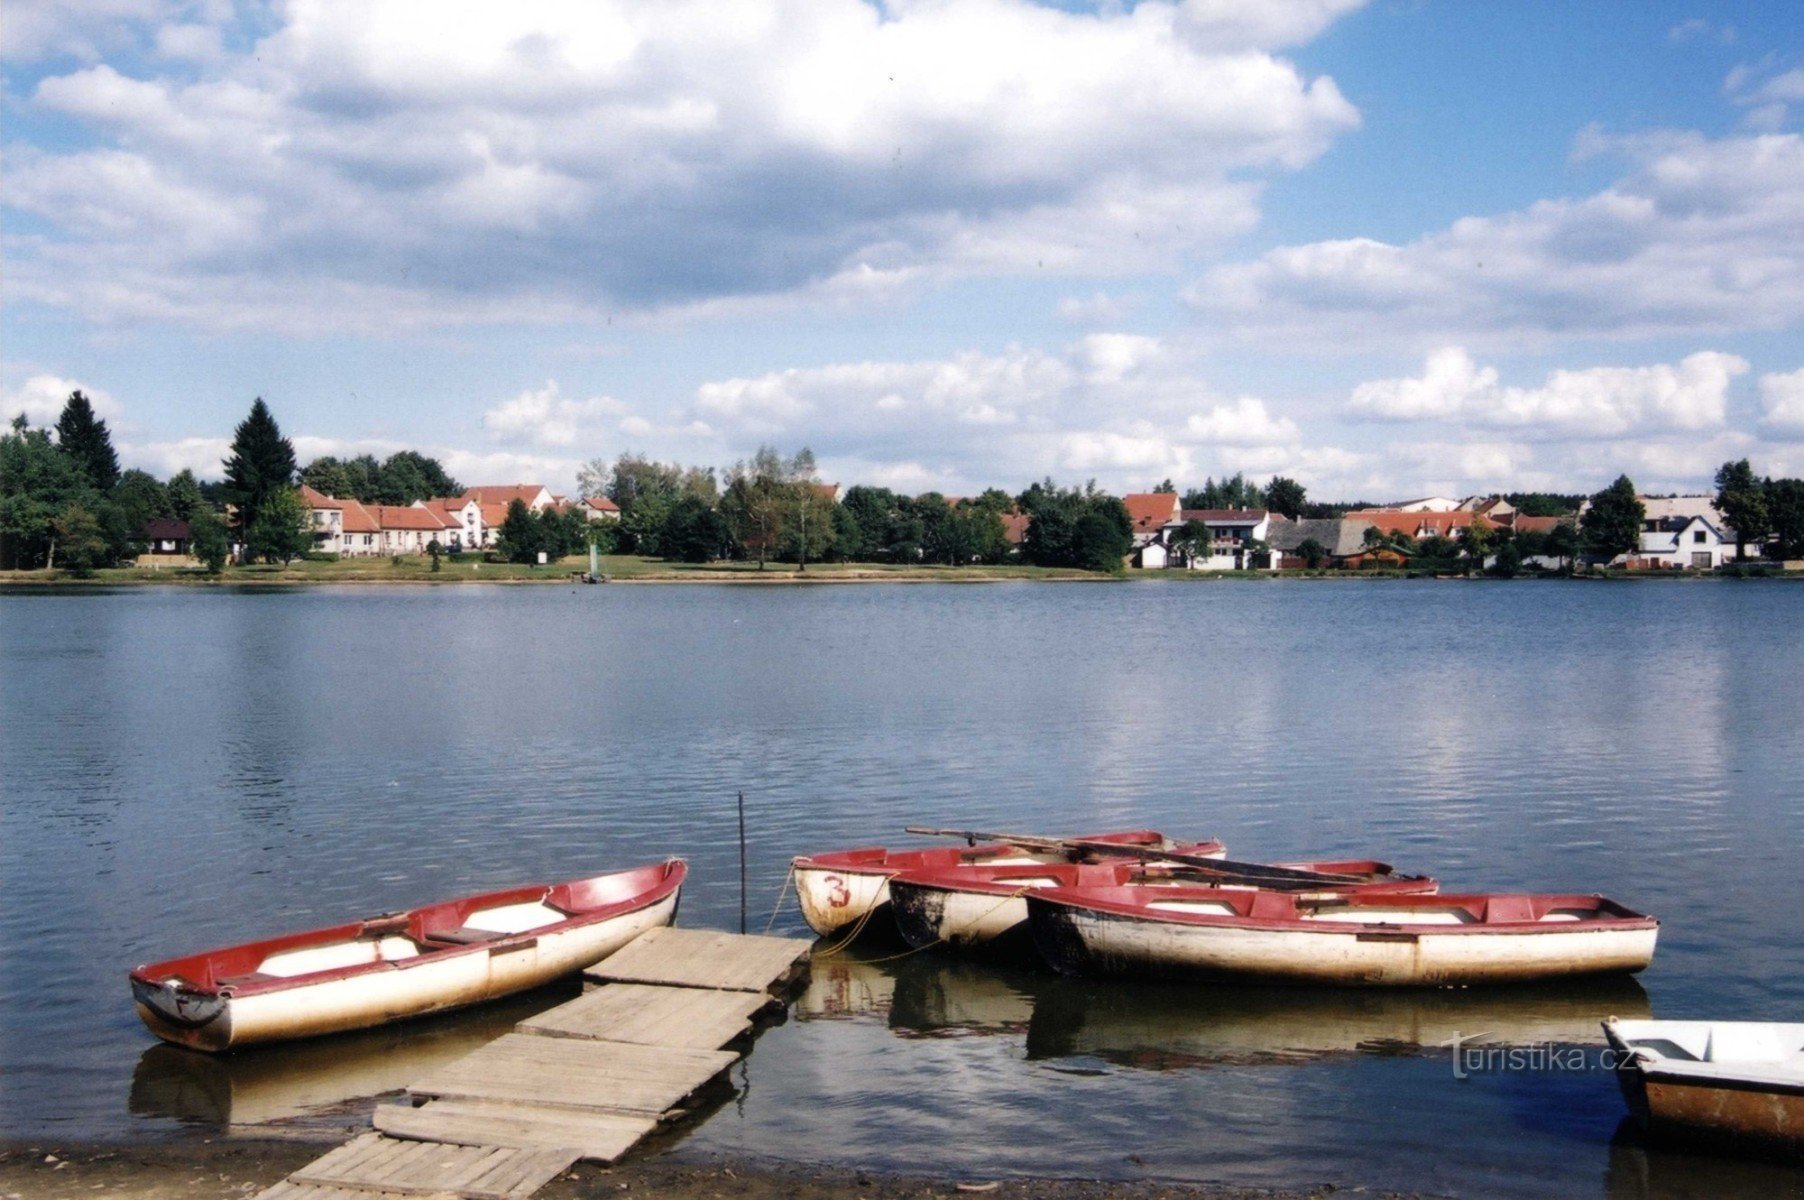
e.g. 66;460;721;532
1347;510;1499;542
1170;508;1276;571
298;484;347;555
1390;496;1462;513
418;496;482;551
1000;511;1030;547
370;505;452;555
1123;493;1181;547
460;485;555;513
1624;515;1737;570
338;499;382;556
579;496;621;522
138;517;196;566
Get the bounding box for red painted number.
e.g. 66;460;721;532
824;874;851;908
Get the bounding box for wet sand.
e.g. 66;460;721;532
0;1139;1413;1200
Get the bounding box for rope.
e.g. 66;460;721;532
762;864;797;935
814;885;1033;963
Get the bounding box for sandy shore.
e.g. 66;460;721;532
0;1139;1412;1200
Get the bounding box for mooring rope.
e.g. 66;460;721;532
814;885;1033;964
762;863;797;935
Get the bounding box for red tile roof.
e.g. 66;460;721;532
298;484;343;510
460;485;548;508
1349;510;1498;538
584;495;621;513
1122;493;1180;533
371;505;448;531
340;499;380;533
1513;515;1573;535
1000;512;1031;545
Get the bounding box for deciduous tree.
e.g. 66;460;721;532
1714;458;1769;561
1580;475;1644;563
245;485;310;564
188;506;230;574
1264;476;1306;520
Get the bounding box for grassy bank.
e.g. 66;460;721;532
0;554;1103;586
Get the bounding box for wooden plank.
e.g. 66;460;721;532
375;1099;656;1163
518;983;769;1050
255;1184;435;1200
583;927;810;994
408;1032;735;1116
290;1132;574;1200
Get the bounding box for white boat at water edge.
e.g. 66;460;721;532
1603;1017;1804;1160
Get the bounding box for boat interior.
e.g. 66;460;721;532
1610;1020;1804;1066
1053;886;1651;927
136;864;678;992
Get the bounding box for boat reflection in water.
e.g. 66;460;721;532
1605;1125;1804;1200
129;982;576;1128
799;950;1652;1067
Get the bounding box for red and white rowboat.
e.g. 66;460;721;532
129;861;686;1051
792;831;1225;939
890;858;1437;953
1028;884;1657;987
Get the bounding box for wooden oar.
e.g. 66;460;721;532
903;826;1371;887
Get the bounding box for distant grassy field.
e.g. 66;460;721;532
0;553;1104;586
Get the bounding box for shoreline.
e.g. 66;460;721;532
0;1137;1413;1200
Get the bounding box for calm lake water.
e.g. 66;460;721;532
2;579;1801;1197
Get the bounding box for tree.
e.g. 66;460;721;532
1767;477;1804;560
55;391;120;491
1295;537;1328;569
222;399;297;556
245;485;310;564
1714;458;1770;561
1489;540;1523;578
1167;519;1212;568
112;469;168;532
188;506;230;573
164;469;207;521
1461;519;1494;576
1580;475;1644;564
1;417;95;569
1073;508;1133;573
1545;521;1581;572
50;504;109;575
1020;481;1131;572
1152;478;1176;494
660;496;728;562
496;499;541;563
381;451;459;502
300;456;353;499
1265;476;1306;520
1182;472;1262;511
427;537;444;572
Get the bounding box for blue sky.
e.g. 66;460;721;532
4;0;1802;500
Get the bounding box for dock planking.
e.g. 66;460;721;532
583;926;811;993
257;926;810;1200
518;980;771;1049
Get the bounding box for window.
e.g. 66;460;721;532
1693;531;1706;544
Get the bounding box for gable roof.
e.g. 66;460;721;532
1349;510;1497;538
142;517;191;540
1513;515;1572;536
371;505;448;531
298;484;344;511
1000;512;1031;545
339;499;380;533
584;495;621;513
1179;508;1269;525
1122;492;1180;534
460;485;550;508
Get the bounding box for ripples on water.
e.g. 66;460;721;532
1;580;1801;1196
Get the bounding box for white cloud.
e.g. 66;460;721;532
1668;18;1735;45
1760;368;1804;433
6;0;1362;331
1;374;122;426
481;380;626;447
1183;396;1300;444
1057;292;1141;326
1348;348;1746;437
120;435;231;480
1189;131;1804;346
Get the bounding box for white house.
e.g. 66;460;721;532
1143;508;1278;571
418;497;482;551
1624;515;1737;570
298;484;346;556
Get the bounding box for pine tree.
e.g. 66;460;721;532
55;392;120;491
222;399;297;551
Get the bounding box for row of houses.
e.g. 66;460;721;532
297;484;618;556
1122;491;1757;572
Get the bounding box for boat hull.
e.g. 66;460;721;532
1029;897;1657;987
1604;1020;1804;1160
892;880;1036;953
131;865;682;1051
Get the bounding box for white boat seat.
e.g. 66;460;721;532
1705;1024;1790;1063
430;928;508;945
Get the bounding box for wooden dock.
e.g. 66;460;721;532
257;927;810;1200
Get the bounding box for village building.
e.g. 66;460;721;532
1625;515;1738;570
579;496;621;522
1347;509;1499;541
298;484;347;556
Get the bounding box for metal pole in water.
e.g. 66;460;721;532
737;789;748;934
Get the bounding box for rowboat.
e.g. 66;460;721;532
1028;885;1657;986
1603;1018;1804;1160
890;858;1436;953
129;861;686;1051
792;831;1225;939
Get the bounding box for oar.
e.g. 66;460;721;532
903;826;1371;887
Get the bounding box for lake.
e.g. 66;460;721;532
2;579;1801;1197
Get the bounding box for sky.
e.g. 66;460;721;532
4;0;1803;501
